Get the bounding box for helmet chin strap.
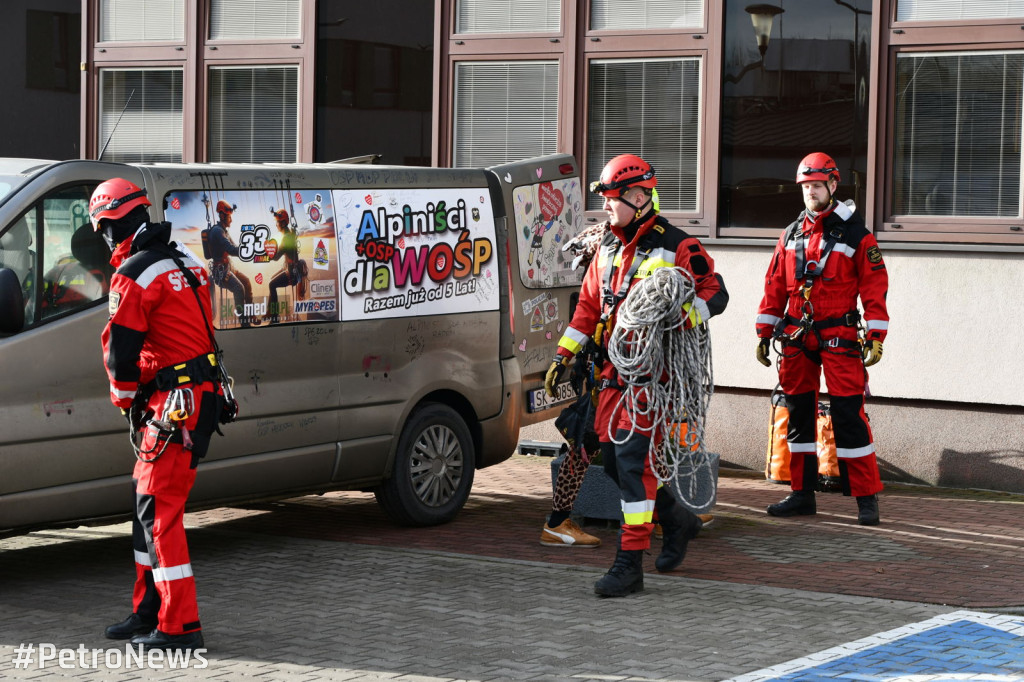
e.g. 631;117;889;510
617;191;654;229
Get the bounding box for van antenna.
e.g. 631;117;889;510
98;88;135;161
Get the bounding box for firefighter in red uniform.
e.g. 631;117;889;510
545;154;729;597
91;178;229;651
755;152;888;525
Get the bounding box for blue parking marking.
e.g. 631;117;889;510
726;611;1024;681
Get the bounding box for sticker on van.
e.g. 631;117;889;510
335;188;499;321
166;188;340;329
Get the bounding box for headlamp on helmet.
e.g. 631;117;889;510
590;154;658;198
796;152;840;184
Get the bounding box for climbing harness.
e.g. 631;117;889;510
604;266;716;510
772;209;864;366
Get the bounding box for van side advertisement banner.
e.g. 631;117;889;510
165;189;340;329
334;187;499;321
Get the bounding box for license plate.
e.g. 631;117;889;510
527;381;578;413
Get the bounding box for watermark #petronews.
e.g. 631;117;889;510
9;642;208;670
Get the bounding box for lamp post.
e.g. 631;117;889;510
745;4;784;61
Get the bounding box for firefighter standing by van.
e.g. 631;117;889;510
91;178;230;651
755;152;888;526
545;154;729;597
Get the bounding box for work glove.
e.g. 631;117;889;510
544;355;570;397
756;338;772;367
682;302;703;329
862;340;883;367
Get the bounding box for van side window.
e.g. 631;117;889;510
0;214;36;324
0;183;111;330
38;184;111;322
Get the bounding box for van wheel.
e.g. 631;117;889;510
374;403;475;526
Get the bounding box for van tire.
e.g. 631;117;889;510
374;403;475;526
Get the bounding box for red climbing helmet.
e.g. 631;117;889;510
590;154;657;198
796;152;840;184
89;178;151;231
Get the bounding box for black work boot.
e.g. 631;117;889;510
131;628;205;651
767;490;817;517
654;488;703;572
856;494;880;526
105;613;157;640
594;549;645;597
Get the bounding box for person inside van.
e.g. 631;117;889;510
91;177;226;652
545;154;728;597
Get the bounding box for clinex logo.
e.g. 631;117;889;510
309;279;336;299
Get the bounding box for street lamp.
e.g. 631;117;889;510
745;4;785;60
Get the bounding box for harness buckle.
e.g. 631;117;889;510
826;337;840;348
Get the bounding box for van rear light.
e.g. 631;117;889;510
559;163;575;175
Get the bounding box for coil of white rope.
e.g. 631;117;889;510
605;266;716;508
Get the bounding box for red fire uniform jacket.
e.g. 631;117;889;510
101;223;214;409
556;213;728;365
755;200;888;345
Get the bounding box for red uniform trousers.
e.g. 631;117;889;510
779;332;883;498
130;385;212;636
595;377;674;551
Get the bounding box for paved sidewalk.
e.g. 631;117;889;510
1;453;1022;681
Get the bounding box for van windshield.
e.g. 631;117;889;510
0;159;56;204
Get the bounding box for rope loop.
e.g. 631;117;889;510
605;266;716;508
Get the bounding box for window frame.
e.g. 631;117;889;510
579;1;716;236
450;58;562;168
202;60;303;163
85;0;315;162
877;4;1024;245
583;53;706;217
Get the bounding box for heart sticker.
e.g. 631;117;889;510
518;339;527;351
504;173;512;183
365;195;373;205
264;239;278;260
545;331;553;340
537;182;565;221
535;168;543;178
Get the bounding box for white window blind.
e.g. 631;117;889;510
587;58;702;212
208;66;298;163
892;52;1023;217
209;0;301;40
98;69;183;163
453;61;558;168
455;0;560;34
99;0;184;42
590;0;703;31
897;0;1024;22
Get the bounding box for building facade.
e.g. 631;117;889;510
3;0;1022;491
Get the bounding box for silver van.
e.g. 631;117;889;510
0;154;585;535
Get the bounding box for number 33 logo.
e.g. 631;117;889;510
238;225;271;261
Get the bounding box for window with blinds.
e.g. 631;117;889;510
587;58;701;212
455;0;560;34
590;0;703;31
892;52;1023;217
453;61;559;168
897;0;1024;22
207;66;298;163
99;0;184;42
98;69;183;162
209;0;301;40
